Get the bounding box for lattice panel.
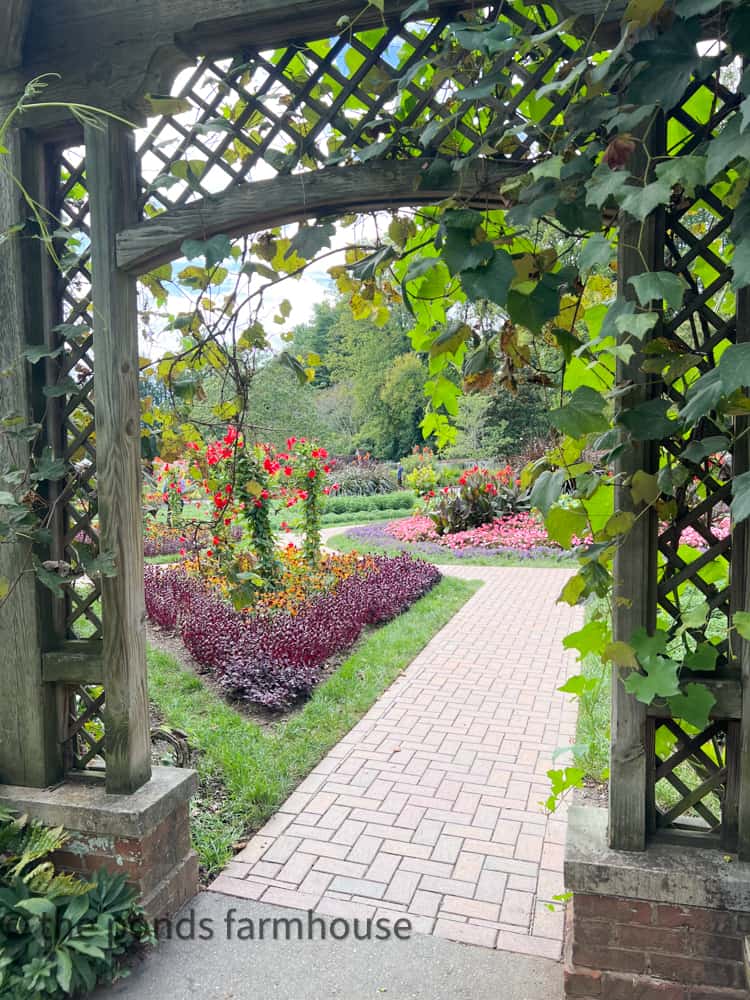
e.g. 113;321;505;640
655;56;741;668
651;718;733;840
63;685;106;771
136;4;576;216
49;145;102;641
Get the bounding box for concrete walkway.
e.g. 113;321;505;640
211;566;580;960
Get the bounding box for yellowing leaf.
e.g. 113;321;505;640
559;574;586;606
604;641;638;668
631;470;660;506
604;510;635;538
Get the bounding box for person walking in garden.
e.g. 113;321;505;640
397;462;404;487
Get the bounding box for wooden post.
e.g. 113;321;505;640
609;114;665;851
735;286;750;859
0;129;65;787
85;120;151;794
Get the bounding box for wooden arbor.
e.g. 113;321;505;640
0;0;745;865
0;0;575;796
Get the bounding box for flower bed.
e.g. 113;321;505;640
353;512;571;560
144;551;440;709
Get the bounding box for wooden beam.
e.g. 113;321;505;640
1;0;464;126
734;284;750;860
0;0;31;71
0;129;65;788
608;113;665;852
86;119;152;795
117;159;518;274
42;643;104;685
646;680;742;722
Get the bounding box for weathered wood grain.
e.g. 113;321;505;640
0;129;64;787
734;285;750;859
86;120;151;795
645;681;742;722
0;0;31;71
117;159;518;274
42;643;104;685
608;114;665;852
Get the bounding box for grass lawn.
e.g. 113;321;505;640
326;530;575;568
147;574;481;876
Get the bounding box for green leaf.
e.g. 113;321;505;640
181;234;232;269
43;376;79;398
442;227;493;276
429;322;472;358
732;234;750;291
623;658;680;703
604;510;635;538
559;573;586;606
23;343;65;364
706;115;750;182
667;683;716;729
450;21;515;57
546;506;588;548
734;610;750;640
615;311;659;340
0;576;9;600
618;397;677;441
680;368;724;424
680;435;729;465
563;620;611;661
682;599;710;631
628;272;686;310
731;470;750;525
654;155;706;198
530;469;566;516
579;234;614;274
631;470;660;505
550;386;609;439
288;221;336;260
728;4;750;58
620;179;672;221
675;0;724;14
401;0;429;19
627;19;703;110
585;167;633;209
683;643;718;672
460;250;515;306
507;277;560;334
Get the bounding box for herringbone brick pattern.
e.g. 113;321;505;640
211;566;582;958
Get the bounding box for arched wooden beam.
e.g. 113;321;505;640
116;159;522;274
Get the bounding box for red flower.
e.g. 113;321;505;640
308;469;317;479
287;437;297;449
224;426;238;445
207;549;214;557
284;466;293;477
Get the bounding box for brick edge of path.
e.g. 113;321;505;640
210;565;581;961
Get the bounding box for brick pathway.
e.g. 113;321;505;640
211;566;581;960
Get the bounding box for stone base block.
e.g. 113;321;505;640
564;806;750;999
0;766;199;920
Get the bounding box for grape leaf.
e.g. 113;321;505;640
667;683;716;729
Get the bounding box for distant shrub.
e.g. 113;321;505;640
330;462;397;496
405;464;437;495
324;493;414;515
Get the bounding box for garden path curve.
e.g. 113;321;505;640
211;565;582;960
